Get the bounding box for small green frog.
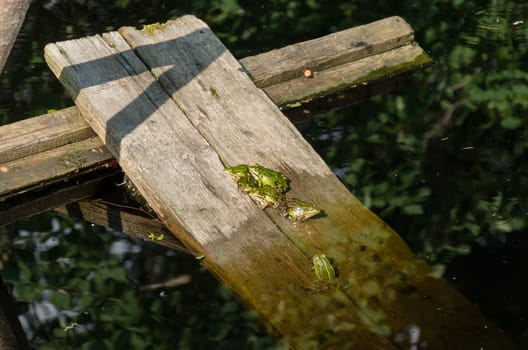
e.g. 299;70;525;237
224;164;257;192
310;254;349;290
248;164;289;192
281;199;321;221
311;254;337;284
224;164;251;182
248;186;285;209
236;175;258;193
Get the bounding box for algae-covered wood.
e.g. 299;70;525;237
44;16;515;349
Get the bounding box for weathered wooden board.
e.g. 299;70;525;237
0;16;429;219
266;43;429;107
239;16;414;87
0;107;94;164
0;173;115;226
44;21;390;350
44;16;515;349
0;137;113;199
0;135;117;226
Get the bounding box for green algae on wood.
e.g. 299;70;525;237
140;22;170;35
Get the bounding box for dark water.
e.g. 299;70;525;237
1;0;527;348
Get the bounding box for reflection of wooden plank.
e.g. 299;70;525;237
44;16;515;349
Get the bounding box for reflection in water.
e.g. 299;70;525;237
464;1;528;46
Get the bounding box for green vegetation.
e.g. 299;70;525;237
1;0;527;348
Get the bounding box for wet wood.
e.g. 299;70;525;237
44;16;515;350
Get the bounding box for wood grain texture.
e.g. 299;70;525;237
45;20;394;350
0;136;113;199
43;16;515;349
0;16;430;245
0;107;94;163
239;16;414;88
0;0;30;74
266;43;428;106
0;172;116;226
119;18;412;348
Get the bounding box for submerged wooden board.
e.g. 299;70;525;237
44;16;515;350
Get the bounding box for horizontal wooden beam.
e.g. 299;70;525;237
1;171;117;226
240;16;415;88
0;106;94;164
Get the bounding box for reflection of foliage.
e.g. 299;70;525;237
1;0;527;347
3;213;285;349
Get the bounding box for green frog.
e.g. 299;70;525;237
248;164;289;193
224;164;257;192
311;254;337;284
236;175;258;193
280;199;321;221
311;254;349;290
248;186;285;209
224;164;250;182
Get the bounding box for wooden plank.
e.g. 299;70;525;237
0;107;94;163
44;22;394;350
0;17;430;216
239;16;414;88
266;43;429;107
0;137;114;199
44;16;515;349
0;134;117;225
